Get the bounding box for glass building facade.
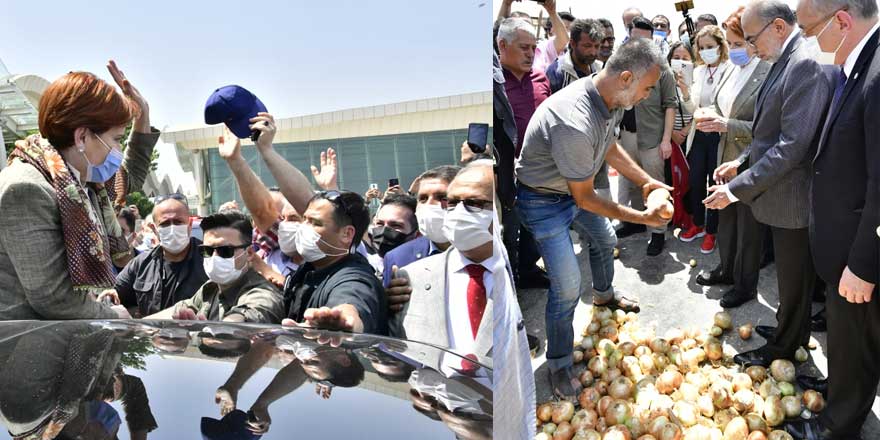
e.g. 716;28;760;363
204;128;490;213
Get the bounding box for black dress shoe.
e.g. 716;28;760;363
783;418;833;440
811;308;827;332
696;267;734;286
797;375;828;396
616;222;646;238
733;348;771;367
720;288;757;308
755;325;776;340
646;233;665;256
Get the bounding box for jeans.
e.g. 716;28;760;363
516;185;617;372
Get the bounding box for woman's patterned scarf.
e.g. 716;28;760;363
9;135;130;294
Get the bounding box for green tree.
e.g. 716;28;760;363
127;191;154;217
119;336;156;371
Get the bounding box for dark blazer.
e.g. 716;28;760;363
382;236;439;287
728;32;832;229
810;28;880;286
494;52;518;211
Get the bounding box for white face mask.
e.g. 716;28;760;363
157;224;190;254
295;223;349;263
278;221;300;255
809;16;848;65
700;47;720;65
416;203;448;244
442;203;493;252
204;252;246;285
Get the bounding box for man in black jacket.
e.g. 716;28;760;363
784;1;880;437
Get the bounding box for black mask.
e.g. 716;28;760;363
369;226;410;257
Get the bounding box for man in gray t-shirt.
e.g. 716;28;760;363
514;39;671;401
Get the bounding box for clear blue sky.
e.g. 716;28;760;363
1;0;491;129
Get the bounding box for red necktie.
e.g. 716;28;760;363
465;264;488;339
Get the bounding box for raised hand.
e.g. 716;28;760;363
218;127;242;161
310;148;338;190
107;60;149;132
249;112;277;152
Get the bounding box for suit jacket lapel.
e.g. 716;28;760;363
730;62;770;118
816;29;880;159
473;296;494;357
755;34;799;121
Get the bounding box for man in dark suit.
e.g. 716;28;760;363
703;0;831;367
782;1;880;438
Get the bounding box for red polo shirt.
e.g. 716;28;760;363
502;67;551;157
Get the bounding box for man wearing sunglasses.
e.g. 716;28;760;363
105;194;208;318
170;211;284;323
703;0;832;370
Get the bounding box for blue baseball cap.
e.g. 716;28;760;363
204;85;268;139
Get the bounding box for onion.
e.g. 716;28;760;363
682;425;714;440
650;394;675;413
685;371;710;391
596;416;608;432
648;416;671;436
537;433;553;440
640;354;656;374
609;376;635;400
574;350;585;364
650;338;671;354
722;416;749;440
745;366;767;383
579;387;601;410
763;396;785;427
757;380;782;399
597;396;615;416
552;400;576;424
598;339;617;355
752;394;766;416
543;422;558;435
710;384;733;409
683;348;707;371
769;360;796;383
733;389;755;413
713;409;736;432
600;325;620;342
657;371;684;394
803;389;825;412
777;382;794;397
697;395;715;418
653;353;671;371
580;370;595;387
576;430;603;440
744;413;768;434
713;312;732;330
635;345;653;357
582;337;596;351
638;436;659;440
705;340;723;361
673;401;699;427
605;399;633;426
656;423;682;440
619;341;637;356
767;431;794;440
794;347;808;363
679;382;701;403
589;356;609;376
602;367;623;383
595;307;613;322
603;425;633;440
680;338;698;351
595;380;609;396
553;421;575;440
738;324;753;340
747;432;768;440
538;403;554;422
710;326;723;337
665;328;686;345
614;309;628;324
732;373;753;392
588;321;602;335
781;395;801;419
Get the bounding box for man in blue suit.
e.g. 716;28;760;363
383;165;460;312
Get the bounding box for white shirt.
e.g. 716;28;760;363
265;248;299;277
844;22;880;78
717;56;761;118
445;248;498;354
693;61;730;108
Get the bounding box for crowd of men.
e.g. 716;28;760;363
496;0;878;437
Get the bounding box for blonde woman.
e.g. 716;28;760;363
680;25;731;254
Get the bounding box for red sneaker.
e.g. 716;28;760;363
679;225;705;242
701;233;716;254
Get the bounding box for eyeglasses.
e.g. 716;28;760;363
745;20;775;46
446;197;493;213
199;244;249;258
155;193;189;207
316;190;353;221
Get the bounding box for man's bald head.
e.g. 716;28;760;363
151;198;190;229
447;160;494;206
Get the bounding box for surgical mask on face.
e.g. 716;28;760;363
81;132;123;183
158;224;190;254
295;223;349;263
442;203;493;252
729;47;752;66
203;252;245;285
416;203;448;244
700;47;720;65
654;30;668;41
681;33;691;47
810;16;848;65
369;225;410;257
278;221;300;255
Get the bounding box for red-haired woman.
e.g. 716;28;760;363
0;61;159;320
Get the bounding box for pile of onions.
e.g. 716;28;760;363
536;307;825;440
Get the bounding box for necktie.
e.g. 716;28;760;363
830;66;848;116
465;264;488;339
